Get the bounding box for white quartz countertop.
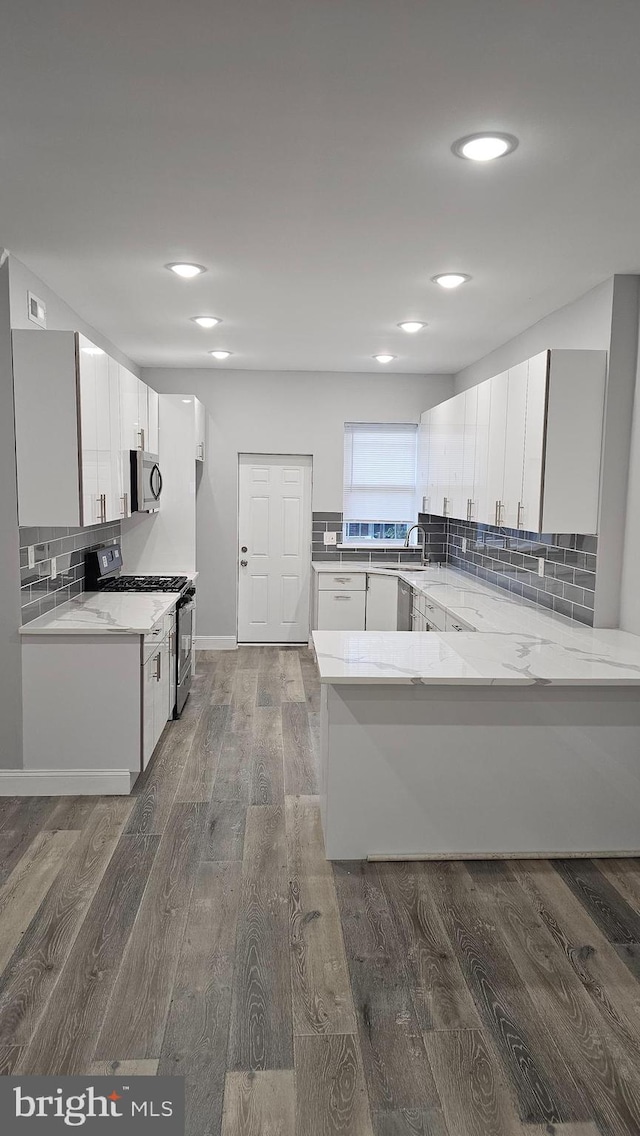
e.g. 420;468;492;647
311;562;640;685
20;591;179;636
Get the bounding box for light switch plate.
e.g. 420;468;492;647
50;556;57;580
323;531;337;546
538;557;545;577
28;546;35;569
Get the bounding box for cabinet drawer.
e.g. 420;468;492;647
413;592;446;631
143;612;174;660
318;572;367;591
444;612;476;633
317;589;366;630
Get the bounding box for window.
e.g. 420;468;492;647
343;422;418;543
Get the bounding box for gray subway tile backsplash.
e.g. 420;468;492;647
421;512;597;627
19;521;122;624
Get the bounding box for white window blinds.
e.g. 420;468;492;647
343;422;418;522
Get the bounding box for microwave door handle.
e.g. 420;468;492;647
151;463;163;500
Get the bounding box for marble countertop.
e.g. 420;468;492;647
312;628;640;685
312;562;640;685
20;591;179;636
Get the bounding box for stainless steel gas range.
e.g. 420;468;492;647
85;545;196;716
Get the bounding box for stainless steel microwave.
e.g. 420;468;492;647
130;450;163;512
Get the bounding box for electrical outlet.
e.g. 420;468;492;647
28;546;35;569
462;537;467;553
50;556;57;580
538;557;545;577
323;531;337;546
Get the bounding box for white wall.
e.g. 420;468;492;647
455;279;615;393
8;254;139;374
0;254;23;768
142;367;453;637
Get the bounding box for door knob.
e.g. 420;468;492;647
240;559;248;567
241;546;248;553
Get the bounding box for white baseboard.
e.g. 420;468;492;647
0;769;132;796
195;636;237;651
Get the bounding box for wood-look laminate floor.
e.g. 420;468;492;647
1;646;640;1135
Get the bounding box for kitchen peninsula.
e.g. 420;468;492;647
313;565;640;860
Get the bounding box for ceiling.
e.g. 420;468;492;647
1;0;640;373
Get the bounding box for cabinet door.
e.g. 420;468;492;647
473;379;492;525
194;397;205;462
521;351;548;533
486;370;509;527
147;386;159;454
461;386;478;523
443;393;467;520
365;574;398;630
142;652;157;770
138;381;150;452
78;340;101;526
502;361;528;529
317;590;366;630
418;411;431;513
427;402;450;518
104;357;124;521
119;366;142;452
156;634;171;736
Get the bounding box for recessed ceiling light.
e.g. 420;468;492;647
398;321;426;333
452;132;518;161
209;350;232;360
182;399;192;403
166;262;207;278
432;273;471;290
191;316;221;328
373;354;396;364
81;346;105;355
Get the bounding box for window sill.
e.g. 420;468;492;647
337;543;416;550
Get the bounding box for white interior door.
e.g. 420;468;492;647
238;454;312;644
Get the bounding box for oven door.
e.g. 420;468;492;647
176;599;195;715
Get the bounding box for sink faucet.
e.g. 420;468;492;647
404;524;430;566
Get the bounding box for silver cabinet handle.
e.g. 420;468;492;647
517;501;524;529
120;492;128;517
97;493;106;523
153;651;161;681
495;500;505;526
442;496;449;516
334;576;351;583
451;624;464;631
334;595;351;601
138;427;145;451
197;442;204;460
466;498;474;521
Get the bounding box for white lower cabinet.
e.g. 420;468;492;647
365;574;398;630
142;620;172;768
317;589;366;630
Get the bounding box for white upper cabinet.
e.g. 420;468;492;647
461;386;478;522
147;387;159;454
520;350;548;532
501;360;528;529
194;396;205;462
420;349;606;534
485;370;509;526
418;410;430;512
12;329;159;528
472;379;491;525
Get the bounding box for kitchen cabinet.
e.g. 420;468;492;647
147;387;159;454
142;618;172;769
314;571;367;630
485;369;509;527
472;379;491;525
365;573;398;630
194;397;205;461
501;360;528;528
12;329;160;527
317;589;366;630
420;349;606;534
418;410;430;512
